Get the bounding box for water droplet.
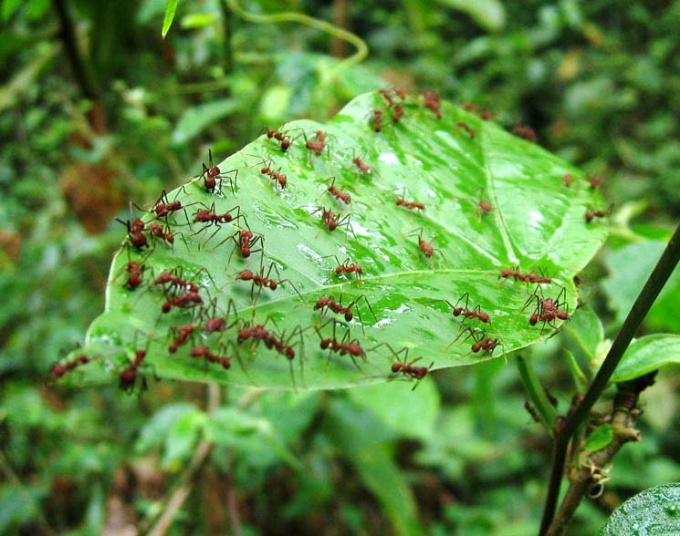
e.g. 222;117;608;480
667;504;677;516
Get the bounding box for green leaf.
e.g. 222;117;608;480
602;240;680;333
600;482;680;535
161;0;179;37
171;99;240;146
435;0;506;32
582;423;613;452
325;398;423;536
564;305;604;361
136;403;199;454
59;90;606;391
611;334;680;383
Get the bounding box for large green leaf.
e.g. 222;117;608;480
600;482;680;535
57;90;606;391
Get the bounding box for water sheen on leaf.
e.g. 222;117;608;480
59;90;606;391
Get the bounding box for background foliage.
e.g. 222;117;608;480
1;0;678;534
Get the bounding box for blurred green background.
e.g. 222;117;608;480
1;0;678;534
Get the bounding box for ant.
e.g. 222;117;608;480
168;323;198;354
237;321;300;360
588;175;603;189
524;287;570;331
146;222;174;246
524;401;543;424
423;90;442;118
321;255;363;279
352;155;371;174
201;149;237;194
161;290;203;314
562;174;573;187
50;354;90;379
315;320;367;370
478;199;493;214
306;130;327;155
525;272;552;284
117;216;148;250
313;294;375;330
190;345;231;370
153;268;201;295
513;126;537;143
396;197;425;211
264;128;292;152
230;228;263;259
470;331;500;354
585;208;607;223
456;121;476;138
371;109;383;132
259;159;287;188
445;292;491;324
192;202;242;248
408;228;436;258
327;177;351;204
377;88;395;108
390;348;433;390
200;297;238;334
235;262;299;301
119;347;148;393
124;261;145;290
314;207;351;233
151;190;184;220
499;266;527;282
392;104;405;124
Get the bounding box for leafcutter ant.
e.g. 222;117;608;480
513;125;537;143
445;292;491;324
423;90;442;119
50;354;90;380
390;347;433;390
201;149;238;195
315;320;366;371
327;177;351;204
456;121;476;138
523;286;570;332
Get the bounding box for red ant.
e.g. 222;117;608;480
409;229;436;258
153;269;200;294
390;348;433;390
377;88;395;108
152;191;183;219
235;262;298;301
327;177;351;204
513;126;537;143
470;332;500;354
585;208;607;223
396;197;425;211
315;320;367;370
192;202;242;248
161;290;203;313
315;207;351;233
392;104;404;124
190;345;231;370
524;287;570;331
50;354;90;379
306;130;327;155
352;155;371;174
588;175;603;189
230;228;263;259
371;109;383;132
199;297;237;334
146;222;174;246
562;174;573;187
313;294;374;324
525;401;542;424
423;90;442;118
322;255;363;279
478;199;493;214
500;266;527;282
202;149;237;194
119;348;148;393
117;216;148;250
446;292;491;324
237;322;300;360
525;272;552;284
457;121;476;138
260;159;287;188
123;261;145;290
264;128;292;152
168;324;198;353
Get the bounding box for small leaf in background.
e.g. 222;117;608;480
162;0;179;37
582;423;613;452
171;99;240;145
611;334;680;383
436;0;506;32
136;403;199;454
600;482;680;536
602;239;680;332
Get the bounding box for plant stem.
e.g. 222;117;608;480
516;354;558;431
540;222;680;534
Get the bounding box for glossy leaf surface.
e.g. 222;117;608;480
611;334;680;383
58;90;606;391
